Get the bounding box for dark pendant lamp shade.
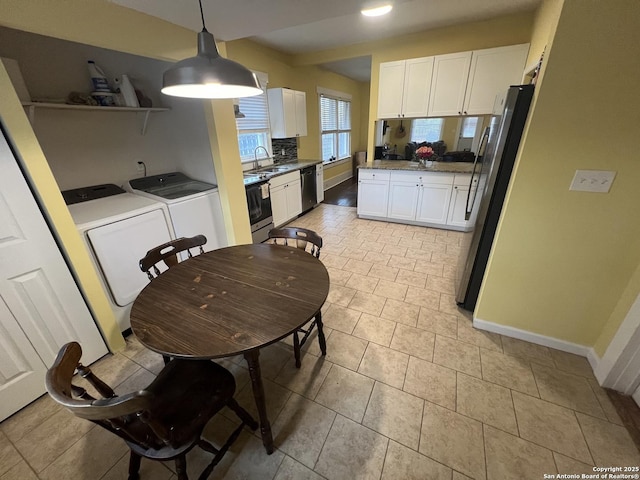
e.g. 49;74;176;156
161;2;262;99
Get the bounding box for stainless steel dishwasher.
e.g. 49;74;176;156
300;166;317;213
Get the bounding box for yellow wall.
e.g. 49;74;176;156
525;0;564;72
475;0;640;348
324;161;353;182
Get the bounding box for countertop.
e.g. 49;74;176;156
243;159;322;186
358;160;476;174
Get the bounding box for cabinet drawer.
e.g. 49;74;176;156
390;171;420;183
421;172;455;185
269;170;299;189
454;173;479;186
359;169;390;182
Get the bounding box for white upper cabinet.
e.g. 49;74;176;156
428;51;472;117
268;88;307;138
377;57;433;119
463;44;529;115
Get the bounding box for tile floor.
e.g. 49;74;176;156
2;203;639;479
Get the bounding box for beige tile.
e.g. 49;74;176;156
315;415;388;480
235;377;291;423
113;366;157;395
388;255;417;270
382;440;452;480
39;425;128;480
322;304;362;334
274;354;332;399
368;262;398;280
381;244;408;257
13;408;95;472
258;343;292;380
417;307;458;338
431;251;459;265
363;382;423;449
398;237;424;250
405;286;441;310
101;452;173;480
345;272;380;293
358;343;409;389
326;267;352;286
404;356;457;410
271;393;336;468
501;336;554;367
414;231;437;243
86;352;142;390
341;247;368;261
420;401;486;480
426;275;456;294
456;319;503;352
362;241;385;253
553;452;595;475
390;323;435;361
343;258;374;275
374;278;409;300
353;313;397;346
481;350;539;397
321;253;349;268
395;269;428;288
433;335;481;378
456;373;518;435
0;460;38;480
512;392;593;465
315;364;374;422
321;244;346;256
404;247;429;260
348;290;387;316
587;378;624;425
309;330;367;371
443;264;457;279
439;293;463;315
549;349;595;378
452;472;473;480
0;394;61;443
326;284;357;307
363;251;392;265
274;455;326;480
577;412;640;467
420;242;447;255
380;298;420;327
484;425;556;480
531;363;605;418
120;335;165;374
0;431;21;477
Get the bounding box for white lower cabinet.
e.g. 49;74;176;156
270;171;302;227
447;173;483;229
417;182;453;224
388;173;420;221
357;170;390;218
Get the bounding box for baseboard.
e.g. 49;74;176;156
324;171;353;191
473;317;595;360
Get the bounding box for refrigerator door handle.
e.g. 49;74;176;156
465;127;490;221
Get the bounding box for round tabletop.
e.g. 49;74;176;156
130;243;330;359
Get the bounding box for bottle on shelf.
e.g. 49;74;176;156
114;75;139;108
87;61;111;92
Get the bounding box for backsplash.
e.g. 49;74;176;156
272;138;297;163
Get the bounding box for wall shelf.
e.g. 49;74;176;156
21;102;170;135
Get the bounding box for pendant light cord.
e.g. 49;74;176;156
199;0;208;32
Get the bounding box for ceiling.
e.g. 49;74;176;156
108;0;541;82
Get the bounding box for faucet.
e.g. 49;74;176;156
253;146;269;170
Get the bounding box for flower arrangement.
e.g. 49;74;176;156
415;145;434;159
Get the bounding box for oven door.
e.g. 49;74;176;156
245;181;273;242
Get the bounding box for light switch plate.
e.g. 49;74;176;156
569;170;616;193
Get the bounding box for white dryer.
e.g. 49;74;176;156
127;172;227;255
64;184;174;332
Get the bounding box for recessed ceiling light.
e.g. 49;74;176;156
361;4;393;17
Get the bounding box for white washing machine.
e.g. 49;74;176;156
64;184;174;332
127;172;228;255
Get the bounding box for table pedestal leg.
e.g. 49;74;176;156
243;350;274;454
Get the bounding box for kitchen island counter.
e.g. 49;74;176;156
359;160;476;174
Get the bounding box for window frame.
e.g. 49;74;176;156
235;71;272;164
318;89;352;163
409;118;445;144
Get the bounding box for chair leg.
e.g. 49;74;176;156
316;311;327;356
175;454;188;480
162;355;171;365
227;397;258;430
127;451;141;480
293;330;301;368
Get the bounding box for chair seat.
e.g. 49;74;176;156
125;359;235;459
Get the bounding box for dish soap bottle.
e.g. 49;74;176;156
114;75;139;108
87;61;111;92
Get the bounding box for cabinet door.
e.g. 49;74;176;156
357;180;389;217
271;184;288;227
286;179;302;219
416;183;453;224
402;57;434;118
281;89;297;138
294;91;307;136
428;51;472;116
463;44;529;115
377;60;406;119
316;164;324;203
388;181;420;220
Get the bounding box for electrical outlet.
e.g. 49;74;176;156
569;170;616;193
136;161;144;172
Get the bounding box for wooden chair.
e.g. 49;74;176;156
140;234;207;280
267;227;327;367
46;342;257;480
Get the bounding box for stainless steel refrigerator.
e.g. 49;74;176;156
456;84;535;311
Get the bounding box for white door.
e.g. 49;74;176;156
388;182;419;221
416;183;453;224
285;179;302;219
402;57;434;118
271;185;288;227
357;180;389;218
0;127;107;421
428;51;472;116
377;60;406;118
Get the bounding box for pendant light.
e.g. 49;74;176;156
161;0;262;99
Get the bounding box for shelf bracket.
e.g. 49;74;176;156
140;110;151;135
26;105;35;125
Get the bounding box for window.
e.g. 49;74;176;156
320;94;351;162
410;118;444;143
235;72;271;163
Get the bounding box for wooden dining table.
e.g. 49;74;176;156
130;243;330;454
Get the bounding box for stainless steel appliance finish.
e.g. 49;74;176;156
456;85;535;311
300;166;317;213
245;179;274;243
